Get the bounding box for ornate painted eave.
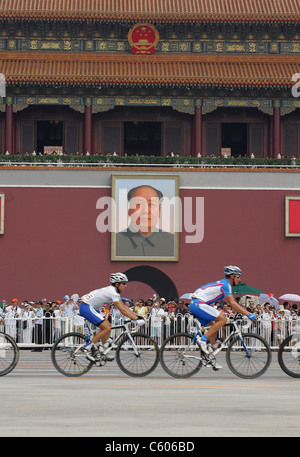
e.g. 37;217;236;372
0;0;299;23
2;51;299;89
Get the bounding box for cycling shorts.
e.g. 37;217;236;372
79;301;104;327
189;298;220;327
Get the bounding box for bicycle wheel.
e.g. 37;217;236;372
0;332;19;376
160;332;202;378
116;332;159;377
278;333;300;378
226;332;271;379
51;332;94;377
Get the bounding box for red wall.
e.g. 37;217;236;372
0;186;299;302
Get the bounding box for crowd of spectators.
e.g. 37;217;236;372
0;293;299;349
0;294;83;349
221;296;300;346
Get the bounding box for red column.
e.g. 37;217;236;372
194;106;202;157
268;116;273;158
5;104;13;155
273;107;281;158
84;105;92;155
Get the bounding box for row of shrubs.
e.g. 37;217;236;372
0;154;298;167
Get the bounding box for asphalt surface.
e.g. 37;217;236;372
1;350;299;439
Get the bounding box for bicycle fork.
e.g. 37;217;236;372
236;332;252;358
125;333;141;357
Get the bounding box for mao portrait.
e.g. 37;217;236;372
111;175;179;261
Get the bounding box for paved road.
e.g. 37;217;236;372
1;350;299;438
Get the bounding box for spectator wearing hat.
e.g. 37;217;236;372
21;302;35;344
145;299;153;311
261;302;273;343
277;306;287;346
51;302;62;342
163;303;176;338
5;299;20;340
61;295;79;316
61;294;79;333
150;301;164;345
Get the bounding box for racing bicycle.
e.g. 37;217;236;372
0;331;19;376
278;332;300;378
51;320;159;377
160;315;272;379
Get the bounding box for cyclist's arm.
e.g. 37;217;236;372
114;300;141;320
225;294;252;317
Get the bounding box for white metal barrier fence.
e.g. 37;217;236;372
0;313;299;349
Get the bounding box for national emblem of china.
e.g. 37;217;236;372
128;23;159;55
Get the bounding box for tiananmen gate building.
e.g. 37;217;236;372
0;1;300;302
0;0;300;158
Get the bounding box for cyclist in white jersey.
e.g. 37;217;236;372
189;266;256;359
80;272;144;361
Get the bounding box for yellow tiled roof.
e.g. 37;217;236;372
2;51;298;88
0;0;299;22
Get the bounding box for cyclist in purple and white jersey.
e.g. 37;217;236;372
189;266;256;358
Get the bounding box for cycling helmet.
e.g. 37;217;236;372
110;272;128;284
224;265;242;277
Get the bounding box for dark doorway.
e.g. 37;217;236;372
124;122;161;156
222;123;247;157
124;266;178;301
37;120;63;155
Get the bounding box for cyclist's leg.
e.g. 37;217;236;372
91;319;111;345
204;314;227;345
79;301;112;344
79;302;113;361
189;299;226;345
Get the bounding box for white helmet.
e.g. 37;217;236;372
224;265;242;277
110;272;128;284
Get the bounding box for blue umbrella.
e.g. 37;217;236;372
121;298;134;306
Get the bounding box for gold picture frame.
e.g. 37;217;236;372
111;174;179;261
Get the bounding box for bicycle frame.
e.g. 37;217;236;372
188;318;250;359
213;320;247;356
72;321;141;357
